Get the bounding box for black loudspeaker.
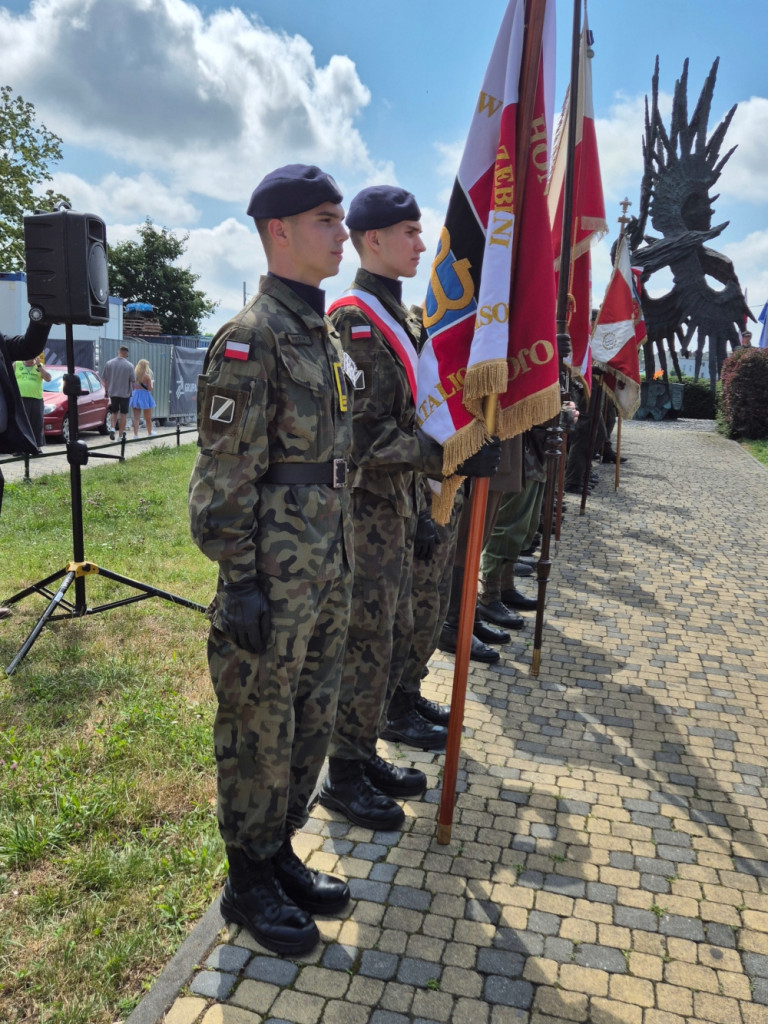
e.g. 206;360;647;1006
24;207;110;325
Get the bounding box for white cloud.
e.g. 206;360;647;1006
724;229;768;312
1;0;383;202
718;96;768;203
50;171;200;225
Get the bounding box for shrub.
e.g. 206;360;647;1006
720;347;768;438
680;377;716;419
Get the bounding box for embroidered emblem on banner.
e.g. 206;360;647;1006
210;395;236;423
342;351;365;389
224;340;250;361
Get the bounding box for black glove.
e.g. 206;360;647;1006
413;511;439;561
455;436;501;478
218;578;271;654
557;332;572;362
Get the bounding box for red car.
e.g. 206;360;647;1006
42;365;110;443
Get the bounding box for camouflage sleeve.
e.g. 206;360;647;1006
334;310;443;478
188;322;274;583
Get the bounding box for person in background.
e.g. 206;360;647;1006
129;358;156;437
14;353;51;447
102;344;135;439
189;164;353;956
0;318;51;517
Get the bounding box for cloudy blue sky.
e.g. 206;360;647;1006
2;0;767;331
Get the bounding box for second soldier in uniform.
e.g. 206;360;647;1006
319;185;500;830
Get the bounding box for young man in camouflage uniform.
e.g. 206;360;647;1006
189;164;354;955
319;186;500;830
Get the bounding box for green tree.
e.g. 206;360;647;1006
0;86;70;271
107;218;218;335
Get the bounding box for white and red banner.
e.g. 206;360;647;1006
592;234;642;418
416;0;559;520
547;8;606;381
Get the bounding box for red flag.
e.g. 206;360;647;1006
416;0;558;521
547;9;606;375
592;235;642;418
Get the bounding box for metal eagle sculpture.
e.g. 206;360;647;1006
625;57;751;383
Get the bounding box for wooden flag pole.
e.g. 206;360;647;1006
531;0;582;676
437;0;548;843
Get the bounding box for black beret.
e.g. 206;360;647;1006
346;186;421;231
247;164;342;219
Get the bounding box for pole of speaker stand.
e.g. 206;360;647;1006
64;323;88;613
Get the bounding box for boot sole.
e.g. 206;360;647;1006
220;896;319;956
365;773;428;798
380;727;447;752
277;884;351;917
318;789;405;829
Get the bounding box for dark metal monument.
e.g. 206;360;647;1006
626;57;751;383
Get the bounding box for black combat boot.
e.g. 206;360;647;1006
319;758;405;829
221;849;319;955
382;693;447;751
438;622;500;663
365;754;427;797
414;695;450;727
273;835;350;916
474;611;517;637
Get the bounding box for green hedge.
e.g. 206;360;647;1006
720;347;768;438
680;377;716;419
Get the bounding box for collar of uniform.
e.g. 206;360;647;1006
259;274;327;330
353;268;408;324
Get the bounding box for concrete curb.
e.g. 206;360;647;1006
124;896;224;1024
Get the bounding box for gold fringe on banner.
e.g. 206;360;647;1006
430;417;489;525
430;476;463;525
497;382;561;440
462;359;509;419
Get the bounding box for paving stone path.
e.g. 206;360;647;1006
138;419;768;1024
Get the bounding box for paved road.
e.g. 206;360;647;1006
0;422;198;485
115;419;768;1024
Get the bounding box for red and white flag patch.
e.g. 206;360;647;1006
224;340;250;361
350;324;372;339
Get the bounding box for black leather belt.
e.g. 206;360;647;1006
262;459;347;488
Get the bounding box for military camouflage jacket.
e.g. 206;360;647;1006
330;269;443;519
189;275;354;582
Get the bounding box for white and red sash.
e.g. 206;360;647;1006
328;289;419;401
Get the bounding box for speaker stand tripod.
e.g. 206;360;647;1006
4;324;206;675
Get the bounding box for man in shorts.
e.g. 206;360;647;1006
102;345;135;439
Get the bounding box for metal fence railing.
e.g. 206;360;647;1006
1;425;198;483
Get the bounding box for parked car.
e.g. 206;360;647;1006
42;366;110;443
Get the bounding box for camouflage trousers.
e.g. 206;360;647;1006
209;569;352;861
390;491;463;710
329;490;416;763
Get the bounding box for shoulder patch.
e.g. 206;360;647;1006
350;324;372;339
342;351;365;389
224;339;250;361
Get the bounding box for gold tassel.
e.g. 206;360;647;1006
497;384;561;440
463;360;509;405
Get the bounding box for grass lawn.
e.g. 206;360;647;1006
0;444;224;1024
743;438;768;468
